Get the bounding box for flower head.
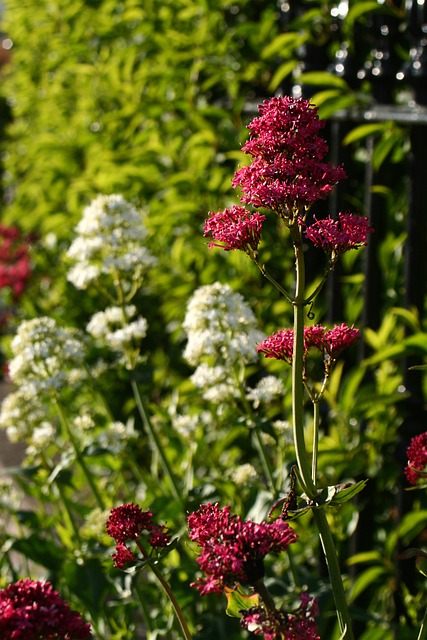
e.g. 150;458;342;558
106;503;155;543
0;579;92;639
188;503;297;595
405;432;427;485
183;282;264;369
7;317;86;394
232;96;345;218
111;543;137;569
240;594;320;640
106;503;171;568
305;213;374;261
204;206;266;253
257;324;360;366
67;194;156;293
0;225;33;301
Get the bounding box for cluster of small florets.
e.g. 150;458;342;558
240;594;320;640
232;96;346;219
106;503;171;569
66;194;156;292
257;323;360;370
305;213;374;262
187;503;297;595
86;304;148;369
405;432;427;485
0;579;92;639
0;385;48;443
204;206;266;253
246;375;285;409
7;317;86;394
0;224;33;302
183;282;264;401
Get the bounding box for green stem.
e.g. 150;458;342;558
136;542;192;640
312;401;320;486
312;508;354;640
253;257;294;304
54;399;106;509
254;578;277;613
232;364;276;493
130;379;181;500
417;603;427;640
291;225;317;500
291;224;354;639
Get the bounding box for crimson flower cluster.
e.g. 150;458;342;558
405;432;427;485
232;96;346;218
187;503;297;595
305;213;374;262
0;579;91;640
0;225;33;301
257;323;360;367
240;594;320;640
204;205;266;253
106;503;171;568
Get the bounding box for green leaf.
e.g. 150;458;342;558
330;479;368;505
348;566;386;602
343;123;388;145
298;71;348;89
225;587;259;618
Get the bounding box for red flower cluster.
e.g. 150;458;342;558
106;503;171;568
204;206;266;253
0;225;33;300
187;503;297;595
240;594;320;640
405;432;427;485
232;96;346;218
305;213;374;261
0;579;92;639
257;324;360;368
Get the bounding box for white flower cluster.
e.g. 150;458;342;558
0;386;53;443
231;463;258;486
246;375;285;409
183;283;264;403
66;194;156;291
72;410;137;453
183;282;264;367
86;305;148;368
8;317;87;394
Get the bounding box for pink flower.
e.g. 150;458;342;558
305;212;374;260
106;503;155;543
204;206;266;253
0;579;92;639
0;225;33;301
257;324;360;372
107;504;171;567
232;96;346;218
405;432;427;485
112;543;137;568
188;503;297;595
240;594;320;640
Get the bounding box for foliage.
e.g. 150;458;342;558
0;1;426;639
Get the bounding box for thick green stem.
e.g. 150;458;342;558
131;379;181;501
291;224;354;639
312;508;354;640
312;401;320;486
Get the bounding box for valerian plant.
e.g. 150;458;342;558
8;96;424;640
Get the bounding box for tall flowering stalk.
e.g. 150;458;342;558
205;95;374;638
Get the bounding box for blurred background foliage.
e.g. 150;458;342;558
1;0;427;639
